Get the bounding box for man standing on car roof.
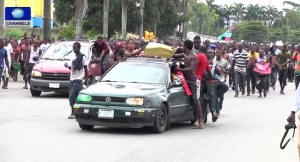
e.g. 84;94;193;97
64;42;88;119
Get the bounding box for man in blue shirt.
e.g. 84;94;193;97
0;38;10;86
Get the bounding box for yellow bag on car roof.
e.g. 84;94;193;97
143;43;177;58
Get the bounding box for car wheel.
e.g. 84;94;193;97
30;88;41;97
151;104;168;133
79;124;94;130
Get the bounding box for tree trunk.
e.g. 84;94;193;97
103;0;109;38
182;0;188;40
43;0;51;40
121;0;128;39
75;0;88;39
154;21;157;37
139;0;145;40
0;0;4;37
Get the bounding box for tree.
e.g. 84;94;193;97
233;21;267;43
43;0;52;40
74;0;88;38
222;4;233;29
121;0;128;39
0;0;4;37
232;3;246;23
283;1;300;8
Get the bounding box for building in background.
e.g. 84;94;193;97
4;0;54;28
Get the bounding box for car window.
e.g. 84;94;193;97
101;62;166;84
41;44;89;60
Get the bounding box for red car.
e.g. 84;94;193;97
30;40;111;97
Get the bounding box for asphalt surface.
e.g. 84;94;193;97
0;80;299;162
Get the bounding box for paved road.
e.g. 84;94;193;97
0;80;298;162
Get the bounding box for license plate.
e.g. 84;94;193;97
49;83;60;88
98;109;114;119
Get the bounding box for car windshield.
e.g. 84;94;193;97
41;44;89;60
101;62;166;84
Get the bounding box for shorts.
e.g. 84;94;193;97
196;79;201;99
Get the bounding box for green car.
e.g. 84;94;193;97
74;57;196;133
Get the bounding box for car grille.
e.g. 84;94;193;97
91;96;126;103
76;114;144;123
42;73;70;80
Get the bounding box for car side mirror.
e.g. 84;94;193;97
33;56;39;61
91;58;101;64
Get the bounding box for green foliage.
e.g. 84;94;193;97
232;21;267;43
85;30;101;40
58;26;76;39
3;29;23;38
53;0;183;38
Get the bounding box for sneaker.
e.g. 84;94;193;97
68;115;75;119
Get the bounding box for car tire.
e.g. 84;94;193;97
79;124;94;130
30;88;41;97
151;104;168;133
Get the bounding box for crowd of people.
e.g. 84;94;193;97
1;33;300;126
0;33;50;89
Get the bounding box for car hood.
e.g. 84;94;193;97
81;82;168;107
82;82;165;97
33;60;70;73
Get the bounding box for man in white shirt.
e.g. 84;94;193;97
287;85;300;158
40;39;50;54
2;39;13;89
65;42;88;119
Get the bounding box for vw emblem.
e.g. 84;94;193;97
105;97;111;103
53;74;57;76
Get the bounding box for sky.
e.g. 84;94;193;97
212;0;298;10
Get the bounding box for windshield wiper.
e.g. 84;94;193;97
42;57;53;60
56;58;70;61
101;80;117;82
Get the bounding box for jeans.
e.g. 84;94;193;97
187;81;200;120
206;80;219;112
256;75;267;93
234;71;246;94
295;75;300;89
217;82;229;110
246;67;256;94
270;68;278;87
278;69;287;87
69;80;83;108
100;54;109;75
0;65;4;85
288;67;294;81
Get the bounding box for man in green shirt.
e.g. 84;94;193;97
277;45;291;94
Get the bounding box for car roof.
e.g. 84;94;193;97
124;57;168;64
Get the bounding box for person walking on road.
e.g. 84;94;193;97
64;42;88;119
0;38;10;87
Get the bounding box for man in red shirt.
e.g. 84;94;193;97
196;45;212;81
96;36;110;75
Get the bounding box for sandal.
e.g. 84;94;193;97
22;87;28;89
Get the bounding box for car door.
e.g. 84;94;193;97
168;82;189;120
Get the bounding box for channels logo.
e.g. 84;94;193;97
11;8;25;19
5;7;31;28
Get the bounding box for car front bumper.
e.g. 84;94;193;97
74;104;158;128
30;77;70;92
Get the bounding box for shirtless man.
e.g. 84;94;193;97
173;40;203;128
108;42;125;67
277;45;291;94
23;41;42;89
19;39;31;86
124;39;145;58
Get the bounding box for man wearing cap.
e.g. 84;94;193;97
108;42;125;67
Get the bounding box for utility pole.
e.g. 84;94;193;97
103;0;109;38
0;0;4;37
43;0;51;40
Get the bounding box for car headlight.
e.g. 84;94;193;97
126;98;144;106
77;94;92;102
31;70;42;77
